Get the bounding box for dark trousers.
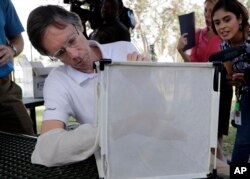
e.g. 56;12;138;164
0;78;34;135
231;89;250;163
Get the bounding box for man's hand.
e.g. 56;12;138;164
127;52;149;61
0;45;15;67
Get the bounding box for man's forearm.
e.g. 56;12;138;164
8;34;24;57
31;124;99;167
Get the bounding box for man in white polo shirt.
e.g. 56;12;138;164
27;5;146;167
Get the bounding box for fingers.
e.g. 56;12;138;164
232;73;245;86
127;52;149;61
177;33;188;51
182;33;188;38
0;45;13;67
232;73;244;81
181;35;188;45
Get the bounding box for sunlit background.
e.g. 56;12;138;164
12;0;249;63
12;0;205;63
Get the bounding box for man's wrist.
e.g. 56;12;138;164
8;43;17;56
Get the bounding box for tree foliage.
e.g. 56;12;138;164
125;0;204;61
34;0;250;62
126;0;249;62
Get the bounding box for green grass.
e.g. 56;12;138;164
35;106;78;134
36;106;43;133
222;98;237;158
223;125;236;157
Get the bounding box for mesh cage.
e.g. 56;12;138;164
96;62;219;179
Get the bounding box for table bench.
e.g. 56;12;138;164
0;131;99;178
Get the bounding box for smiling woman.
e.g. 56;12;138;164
211;0;250;163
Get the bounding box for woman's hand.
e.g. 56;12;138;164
231;73;245;86
177;33;188;52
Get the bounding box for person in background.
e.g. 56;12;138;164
89;0;131;43
177;0;221;63
211;0;250;163
0;0;34;135
177;0;233;163
26;5;146;167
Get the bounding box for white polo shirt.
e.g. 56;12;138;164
43;40;138;124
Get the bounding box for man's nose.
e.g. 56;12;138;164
65;47;78;58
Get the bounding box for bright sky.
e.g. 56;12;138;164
12;0;68;60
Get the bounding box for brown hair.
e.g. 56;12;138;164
27;5;82;55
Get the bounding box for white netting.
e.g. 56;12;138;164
97;62;219;179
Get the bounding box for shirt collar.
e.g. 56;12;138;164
66;65;98;84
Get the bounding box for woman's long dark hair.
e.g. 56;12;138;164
211;0;249;36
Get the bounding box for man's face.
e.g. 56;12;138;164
42;24;95;73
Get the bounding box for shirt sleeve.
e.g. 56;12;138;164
4;0;24;37
101;41;139;61
42;69;73;124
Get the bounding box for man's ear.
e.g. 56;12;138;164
78;21;84;33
